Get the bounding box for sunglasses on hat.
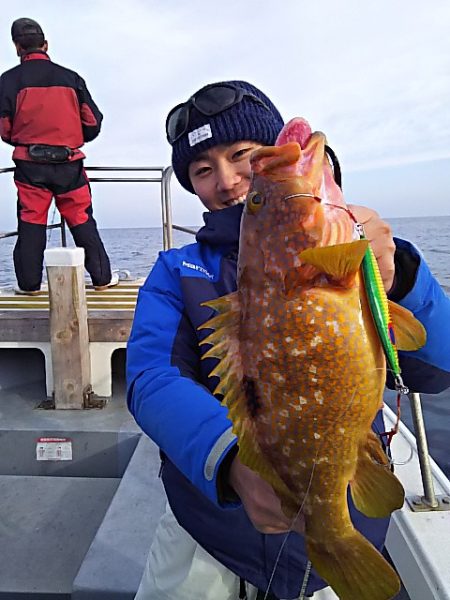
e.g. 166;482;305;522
165;83;271;145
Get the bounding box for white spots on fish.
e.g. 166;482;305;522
326;320;340;334
311;377;318;383
310;335;322;347
315;305;324;312
339;427;346;434
314;432;321;440
290;347;306;357
314;495;324;504
309;317;315;325
262;341;277;358
263;314;274;327
309;365;317;374
282;445;291;457
307;300;313;305
299;396;308;405
296;305;303;311
302;438;307;444
315;495;332;504
290;401;302;411
285;336;293;344
272;372;286;384
316;455;329;464
279;409;289;418
314;390;324;404
298;460;307;468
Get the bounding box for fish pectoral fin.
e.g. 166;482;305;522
299;240;369;283
307;530;401;600
388;300;427;351
350;431;404;518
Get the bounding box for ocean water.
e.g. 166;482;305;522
0;216;449;476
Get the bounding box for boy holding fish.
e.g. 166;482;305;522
127;81;450;599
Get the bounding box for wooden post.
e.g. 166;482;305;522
45;248;91;409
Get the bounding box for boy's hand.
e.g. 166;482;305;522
229;456;305;535
348;204;396;293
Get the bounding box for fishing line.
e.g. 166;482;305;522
388;445;414;467
374;366;415;467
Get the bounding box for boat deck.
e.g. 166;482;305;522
0;354;165;600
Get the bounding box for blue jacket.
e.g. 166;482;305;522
127;204;450;598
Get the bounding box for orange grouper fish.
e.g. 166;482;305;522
200;118;427;600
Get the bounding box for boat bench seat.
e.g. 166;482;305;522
0;310;133;398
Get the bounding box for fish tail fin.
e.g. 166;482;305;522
307;530;401;600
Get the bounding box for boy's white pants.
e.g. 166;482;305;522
135;503;337;600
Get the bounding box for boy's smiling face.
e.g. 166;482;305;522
188;141;262;211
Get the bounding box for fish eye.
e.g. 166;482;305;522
247;191;264;213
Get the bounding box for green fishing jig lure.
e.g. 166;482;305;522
355;223;409;396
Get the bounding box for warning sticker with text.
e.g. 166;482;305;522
36;437;73;461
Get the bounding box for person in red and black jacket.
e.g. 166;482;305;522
0;17;117;294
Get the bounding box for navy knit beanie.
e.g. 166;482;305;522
169;80;284;193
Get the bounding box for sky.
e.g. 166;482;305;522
1;0;449;231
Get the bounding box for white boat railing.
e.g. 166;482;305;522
0;164;448;515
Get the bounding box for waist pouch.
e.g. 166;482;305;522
28;144;74;163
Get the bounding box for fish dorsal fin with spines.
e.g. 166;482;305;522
387;300;426;351
199;292;299;510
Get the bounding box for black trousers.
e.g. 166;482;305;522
13;159;111;290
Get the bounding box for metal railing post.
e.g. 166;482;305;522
408;392;439;508
162;166;174;250
60;218;67;247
